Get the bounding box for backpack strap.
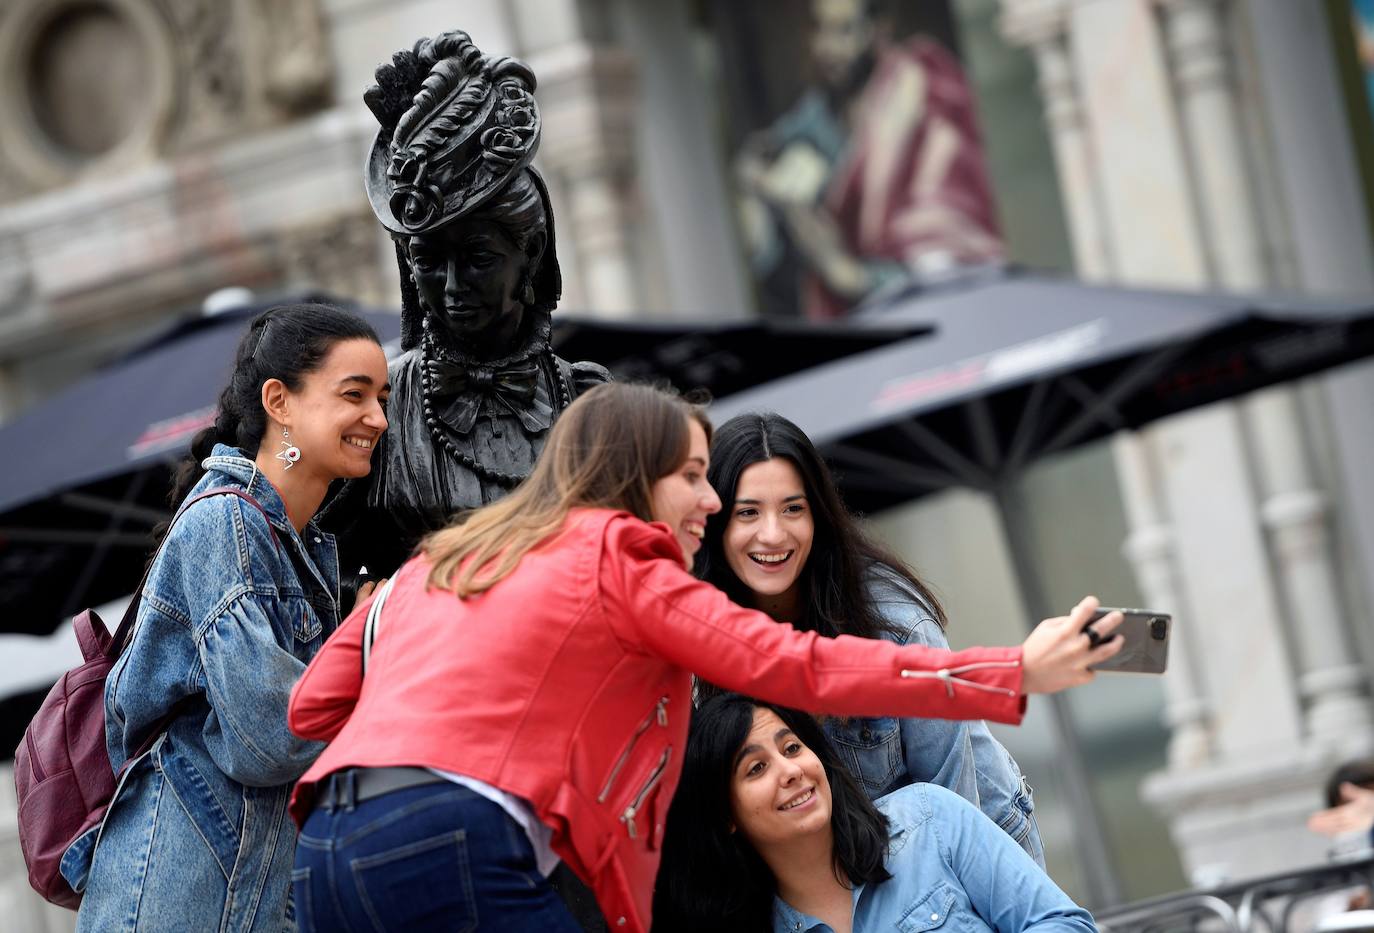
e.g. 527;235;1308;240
361;576;396;675
112;487;282;766
107;487;280;660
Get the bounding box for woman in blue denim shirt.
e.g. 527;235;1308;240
653;695;1094;933
698;413;1044;865
64;304;390;932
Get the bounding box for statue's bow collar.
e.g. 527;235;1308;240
423;353;552;435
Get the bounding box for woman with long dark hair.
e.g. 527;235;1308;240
697;413;1044;863
66;303;390;932
287;382;1120;933
653;694;1094;933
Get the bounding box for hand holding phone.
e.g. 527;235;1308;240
1084;608;1171;674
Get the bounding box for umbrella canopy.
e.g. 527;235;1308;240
0;304;913;637
553;315;920;402
710;270;1374;514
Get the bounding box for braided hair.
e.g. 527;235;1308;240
164;302;381;524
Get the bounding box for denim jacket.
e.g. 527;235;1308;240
771;784;1094;933
823;564;1045;866
63;446;340;933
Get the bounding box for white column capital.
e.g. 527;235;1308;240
1258;488;1327;532
1150;0;1226;11
1156;0;1233;96
999;0;1071;50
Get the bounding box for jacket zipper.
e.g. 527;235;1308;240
620;747;672;840
597;695;669;804
899;660;1021;698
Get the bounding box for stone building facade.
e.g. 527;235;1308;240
1000;0;1374;888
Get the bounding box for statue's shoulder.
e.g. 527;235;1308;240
560;357;612;398
388;347;422;381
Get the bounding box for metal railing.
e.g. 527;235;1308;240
1096;852;1374;933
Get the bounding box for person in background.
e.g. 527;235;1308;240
652;694;1095;933
286;382;1121;933
1311;759;1374;852
65;303;390;932
697;412;1044;864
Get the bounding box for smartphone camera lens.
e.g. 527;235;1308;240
1150;617;1167;641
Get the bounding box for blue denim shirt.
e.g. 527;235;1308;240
771;784;1095;933
63;446;340;933
823;565;1045;866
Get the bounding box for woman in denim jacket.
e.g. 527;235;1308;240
653;695;1093;933
697;413;1044;865
63;304;390;932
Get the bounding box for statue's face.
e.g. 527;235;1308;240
407;220;538;353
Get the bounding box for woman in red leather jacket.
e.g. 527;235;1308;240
287;383;1121;933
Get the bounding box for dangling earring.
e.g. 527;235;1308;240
276;428;301;470
520;276;535;306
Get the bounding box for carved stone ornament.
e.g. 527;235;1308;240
0;0;333;202
0;0;176;194
275;211;389;307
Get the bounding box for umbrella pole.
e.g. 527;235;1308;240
993;480;1125;908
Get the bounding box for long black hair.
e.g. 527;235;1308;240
652;694;892;933
698;412;946;640
165;302;381;515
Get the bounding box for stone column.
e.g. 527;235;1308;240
508;0;648;319
1113;432;1214;769
532;45;644;318
1242;388;1374;747
1157;0;1374;749
1155;0;1268;289
1001;0;1115;280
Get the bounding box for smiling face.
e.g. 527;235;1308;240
649;418;722;570
729;707;834;853
280;338;390;482
724;458;815;616
407;219;543;355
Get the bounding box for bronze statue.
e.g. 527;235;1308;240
338;31;610;574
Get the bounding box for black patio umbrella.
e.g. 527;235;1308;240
712;269;1374;511
553;314;921;401
708;266;1374;906
0;304;914;640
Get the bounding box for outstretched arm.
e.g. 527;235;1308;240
603;519;1120;723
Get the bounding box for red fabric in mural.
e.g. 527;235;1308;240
807;37;1003;319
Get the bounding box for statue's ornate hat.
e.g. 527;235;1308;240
364;32;541;236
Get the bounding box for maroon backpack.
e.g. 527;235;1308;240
13;487;277;908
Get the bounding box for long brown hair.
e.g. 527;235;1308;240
424;382;711;596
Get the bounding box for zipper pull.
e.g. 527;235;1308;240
624;810;638;839
656;696;669;727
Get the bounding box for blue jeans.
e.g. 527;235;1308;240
293;778;581;932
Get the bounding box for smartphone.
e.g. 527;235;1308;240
1085;608;1171;674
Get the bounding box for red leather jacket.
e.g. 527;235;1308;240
288;509;1024;932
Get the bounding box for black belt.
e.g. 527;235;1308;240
319;766;447;811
